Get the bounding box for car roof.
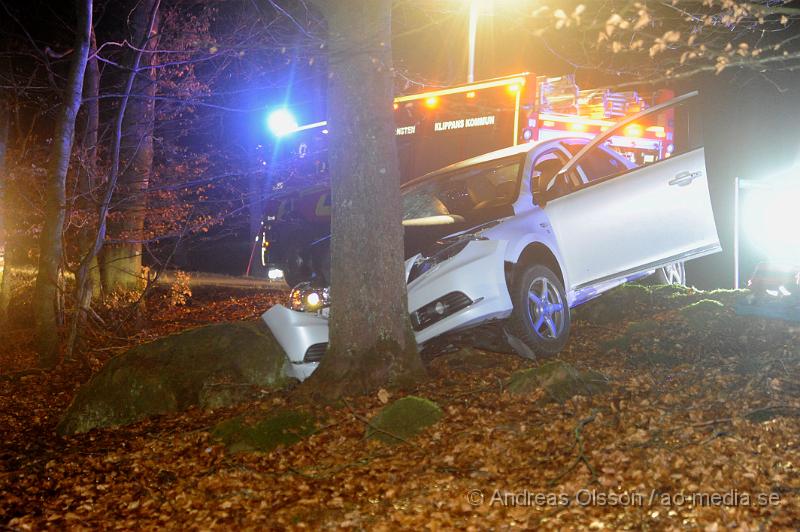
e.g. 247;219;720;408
403;135;581;188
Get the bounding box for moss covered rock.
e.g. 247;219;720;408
507;360;610;403
58;320;287;434
367;396;443;444
198;383;259;410
212;409;316;453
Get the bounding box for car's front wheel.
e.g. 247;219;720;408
507;264;571;357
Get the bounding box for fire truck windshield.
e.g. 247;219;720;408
402;156;522;222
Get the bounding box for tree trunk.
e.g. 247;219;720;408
64;30;102;358
68;0;160;357
302;0;425;398
0;99;10;324
78;30;102;301
0;102;32;328
33;0;93;368
101;0;159;292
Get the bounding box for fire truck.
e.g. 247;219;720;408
254;73;678;285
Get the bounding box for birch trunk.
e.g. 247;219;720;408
33;0;93;368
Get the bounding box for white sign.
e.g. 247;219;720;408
434;115;496;132
396;125;416;136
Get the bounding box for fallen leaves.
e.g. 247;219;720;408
1;285;799;529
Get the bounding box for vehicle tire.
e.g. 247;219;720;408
651;261;686;286
507;264;571;357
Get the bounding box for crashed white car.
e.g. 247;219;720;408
262;92;721;380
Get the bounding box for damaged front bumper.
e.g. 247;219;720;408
262;239;513;381
262;304;328;381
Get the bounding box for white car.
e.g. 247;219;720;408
262;92;721;380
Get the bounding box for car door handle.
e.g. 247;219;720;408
669;170;703;187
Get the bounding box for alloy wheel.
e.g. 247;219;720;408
526;276;566;340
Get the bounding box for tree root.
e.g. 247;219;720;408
548;409;599;486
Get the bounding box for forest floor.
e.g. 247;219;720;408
1;284;799;530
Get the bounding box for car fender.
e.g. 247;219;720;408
480;208;573;301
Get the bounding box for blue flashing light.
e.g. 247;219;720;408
267;109;298;137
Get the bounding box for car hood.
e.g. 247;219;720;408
305;204;512;284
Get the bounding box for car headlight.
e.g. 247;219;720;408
407;235;487;284
289;282;330;312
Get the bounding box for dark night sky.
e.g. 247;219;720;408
3;0;799;286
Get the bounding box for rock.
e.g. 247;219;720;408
58;320;287;434
198;383;259;410
507;360;610;403
366;396;443;444
212;410;316;453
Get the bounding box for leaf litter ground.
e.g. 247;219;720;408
1;285;799;529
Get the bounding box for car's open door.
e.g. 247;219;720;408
542;91;721;291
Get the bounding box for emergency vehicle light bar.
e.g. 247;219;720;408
537;112;615;128
394;74;528;103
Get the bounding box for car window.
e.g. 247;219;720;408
533;150;569;199
560;95;699;187
402;157;522;220
571;144;627;182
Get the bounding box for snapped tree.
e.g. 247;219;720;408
302;0;426;399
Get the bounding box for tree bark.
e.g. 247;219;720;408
301;0;425;399
0;102;33;328
77;30;102;301
33;0;93;368
0;99;10;324
64;30;101;359
101;0;159;292
68;0;160;357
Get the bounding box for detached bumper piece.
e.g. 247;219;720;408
411;291;472;331
262;304;329;381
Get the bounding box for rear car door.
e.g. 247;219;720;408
542;92;721;291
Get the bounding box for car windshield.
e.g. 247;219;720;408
402;156;522;221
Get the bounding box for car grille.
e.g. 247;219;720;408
303;343;327;363
410;292;472;332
